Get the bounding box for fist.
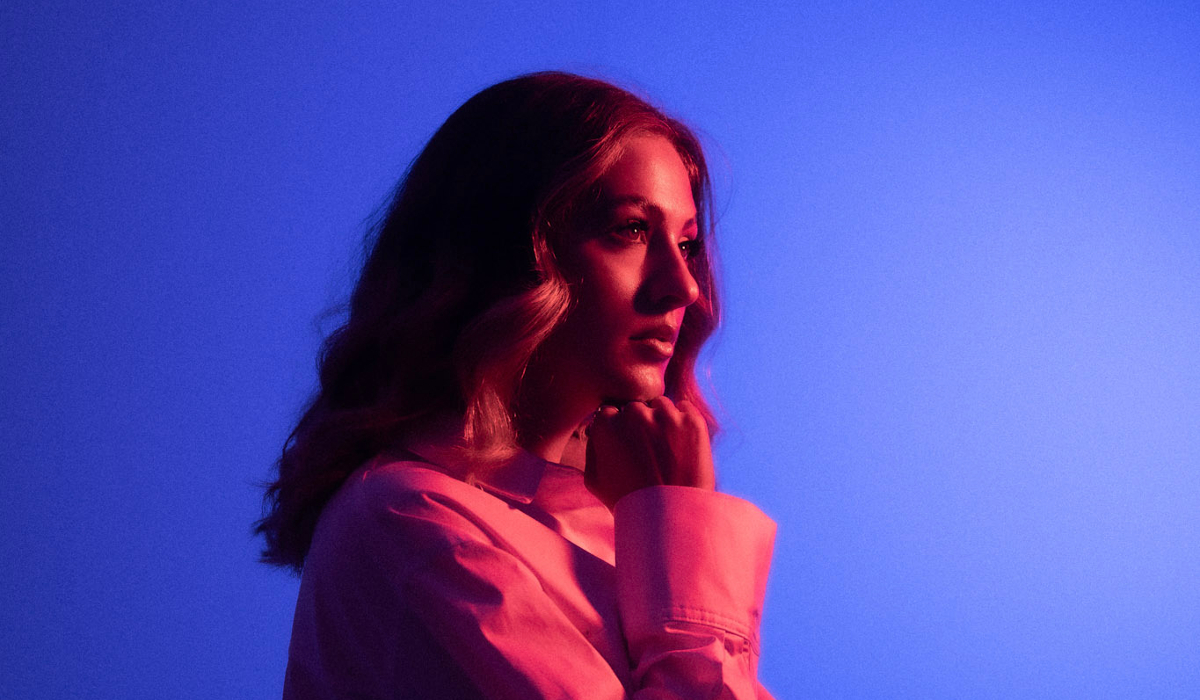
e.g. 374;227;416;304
584;396;715;510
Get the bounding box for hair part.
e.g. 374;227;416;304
256;71;721;572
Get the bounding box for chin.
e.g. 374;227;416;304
605;368;666;404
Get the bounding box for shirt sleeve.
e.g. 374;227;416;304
614;486;777;700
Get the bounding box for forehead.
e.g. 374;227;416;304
596;135;696;218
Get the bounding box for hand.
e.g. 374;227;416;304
584;396;715;510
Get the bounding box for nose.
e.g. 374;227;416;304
641;239;701;312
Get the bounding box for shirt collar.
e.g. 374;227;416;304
395;438;552;506
389;414;585;505
469;449;549;504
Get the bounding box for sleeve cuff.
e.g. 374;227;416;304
613;486;776;645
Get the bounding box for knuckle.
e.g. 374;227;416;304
625;402;653;419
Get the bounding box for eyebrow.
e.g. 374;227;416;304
602;195;698;230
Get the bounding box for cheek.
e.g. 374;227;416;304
574;262;639;323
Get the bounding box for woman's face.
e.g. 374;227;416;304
529;134;701;414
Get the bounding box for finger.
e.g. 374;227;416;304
646;395;678;419
619;401;653;421
646;395;674;408
673;399;707;430
590;405;619;427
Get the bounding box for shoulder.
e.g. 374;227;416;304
348;456;484;516
310;458;501;575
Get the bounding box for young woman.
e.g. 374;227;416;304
257;71;776;699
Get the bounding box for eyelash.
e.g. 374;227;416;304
613;220;701;259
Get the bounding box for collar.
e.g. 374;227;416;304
388;414;584;505
394;440;551;505
468;449;549;504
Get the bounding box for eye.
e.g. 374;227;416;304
678;237;702;259
611;220;650;244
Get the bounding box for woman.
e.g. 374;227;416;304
257;71;775;699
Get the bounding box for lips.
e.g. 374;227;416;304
630;324;679;345
630;324;679;359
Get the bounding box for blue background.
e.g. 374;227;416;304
3;1;1198;698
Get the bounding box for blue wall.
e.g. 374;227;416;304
3;2;1197;698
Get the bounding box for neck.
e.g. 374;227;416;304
515;387;596;467
518;407;592;466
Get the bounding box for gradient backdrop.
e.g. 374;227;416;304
3;1;1198;698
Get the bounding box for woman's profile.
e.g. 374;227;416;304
257;71;776;699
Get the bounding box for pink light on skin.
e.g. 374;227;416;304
518;134;702;464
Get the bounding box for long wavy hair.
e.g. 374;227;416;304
256;71;722;572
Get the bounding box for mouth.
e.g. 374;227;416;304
630;324;679;360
